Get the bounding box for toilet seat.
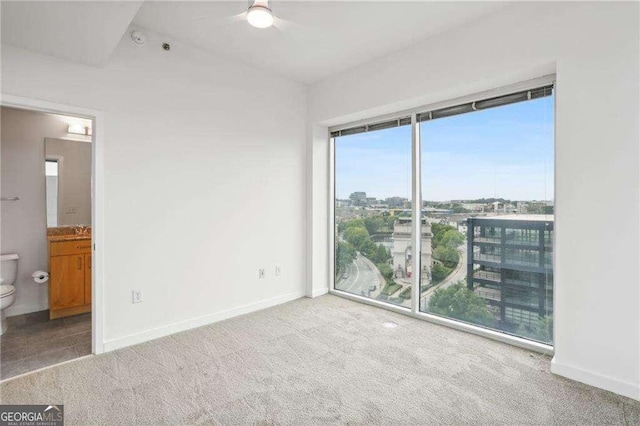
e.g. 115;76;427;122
0;285;15;298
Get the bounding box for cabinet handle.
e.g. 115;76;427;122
78;257;82;270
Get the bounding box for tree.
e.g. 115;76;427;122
450;203;470;213
536;316;553;342
372;244;391;264
516;315;553;343
431;223;458;248
433;246;460;268
364;216;384;235
431;263;452;284
344;226;370;251
431;222;444;239
376;263;394;284
428;282;494;326
344;218;366;230
440;229;465;249
339;218;366;233
336;241;356;276
385;215;397;228
360;239;378;259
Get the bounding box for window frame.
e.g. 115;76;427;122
328;74;556;355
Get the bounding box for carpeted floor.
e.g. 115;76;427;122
1;295;639;425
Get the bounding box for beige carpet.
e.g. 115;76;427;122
1;295;639;425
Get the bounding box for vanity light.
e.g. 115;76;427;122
68;124;90;135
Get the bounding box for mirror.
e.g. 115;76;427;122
45;137;91;227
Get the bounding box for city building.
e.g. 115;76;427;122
349;191;367;205
456;218;468;234
467;215;553;330
516;201;529;214
385;196;408;208
392;217;432;282
461;203;486;212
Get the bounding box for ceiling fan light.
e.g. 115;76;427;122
247;5;273;29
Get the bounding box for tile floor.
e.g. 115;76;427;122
0;311;91;380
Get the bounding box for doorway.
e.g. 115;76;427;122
0;96;103;380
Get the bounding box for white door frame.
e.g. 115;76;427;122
1;94;105;355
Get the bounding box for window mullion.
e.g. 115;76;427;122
411;113;421;314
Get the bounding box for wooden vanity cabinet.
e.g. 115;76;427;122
48;239;92;319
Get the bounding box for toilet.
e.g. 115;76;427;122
0;254;19;335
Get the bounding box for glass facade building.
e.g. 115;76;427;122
467;216;553;341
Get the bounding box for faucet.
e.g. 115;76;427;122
73;225;90;236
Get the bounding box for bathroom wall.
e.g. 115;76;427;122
45;137;92;226
0;107;90;316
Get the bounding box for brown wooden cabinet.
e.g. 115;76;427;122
48;239;92;319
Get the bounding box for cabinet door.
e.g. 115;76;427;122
50;255;85;310
84;254;92;305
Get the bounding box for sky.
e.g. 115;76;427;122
335;96;554;202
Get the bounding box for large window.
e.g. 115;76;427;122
333;79;555;346
334;124;411;307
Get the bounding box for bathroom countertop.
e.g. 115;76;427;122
47;234;92;242
47;226;91;242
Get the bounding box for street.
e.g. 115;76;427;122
336;253;382;296
336;243;467;309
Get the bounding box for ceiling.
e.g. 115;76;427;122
133;1;507;83
1;1;507;84
1;1;143;67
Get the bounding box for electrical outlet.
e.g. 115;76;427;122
132;290;143;304
275;266;282;277
258;268;265;279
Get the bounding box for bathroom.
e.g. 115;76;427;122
1;106;93;379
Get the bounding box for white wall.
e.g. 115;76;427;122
306;124;330;298
308;2;639;400
1;27;307;349
45;137;92;226
1;107;90;315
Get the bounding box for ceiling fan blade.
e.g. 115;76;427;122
192;11;247;27
272;16;303;32
271;23;285;35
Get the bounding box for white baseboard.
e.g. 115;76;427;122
550;357;640;401
308;287;329;298
6;300;48;317
102;290;305;352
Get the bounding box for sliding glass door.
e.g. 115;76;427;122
332;78;555;346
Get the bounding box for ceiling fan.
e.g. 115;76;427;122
246;0;274;29
197;0;299;32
